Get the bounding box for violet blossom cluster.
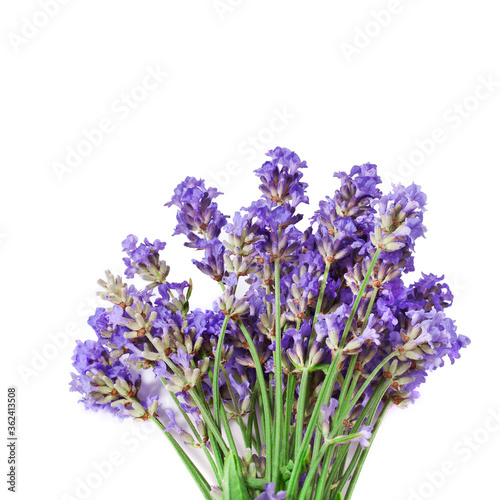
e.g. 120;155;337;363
70;147;469;500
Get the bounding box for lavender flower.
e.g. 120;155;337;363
71;148;469;500
255;147;308;208
166;177;227;249
165;409;196;446
121;234;167;280
69;339;144;419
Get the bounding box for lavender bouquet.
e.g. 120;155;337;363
70;147;469;499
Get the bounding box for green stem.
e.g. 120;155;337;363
221;365;251;449
302;378;390;500
294;369;310;461
332;289;378;431
336;351;396;429
287;348;343;498
213;315;230;428
167;385;222;485
313;260;331;325
361;288;378;331
316;367;366;500
245;477;265;490
145;332;229;455
336;444;363;497
302;430;323;499
311;424;323;465
189;386;229;455
325;436;350;493
283;374;297;467
287;248;382;498
300;258;331;434
340;248;381;352
237;320;273;482
202;444;221;488
344;399;393;500
332;356;358;429
201;355;228;474
247;390;262;451
126;390;211;495
314;445;336;500
331;379;391;496
298;431;373;500
208;427;225;478
257;387;266;451
220;399;240;459
152;416;212;500
273;256;284;486
266;284;272;317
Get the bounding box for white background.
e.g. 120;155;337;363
1;1;499;499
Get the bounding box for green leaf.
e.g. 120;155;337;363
223;451;251;500
186;278;193;300
280;460;295;482
335;493;343;500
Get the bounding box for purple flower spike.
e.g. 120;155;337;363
255;147;309;208
166;177;227;249
121;234;166;278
